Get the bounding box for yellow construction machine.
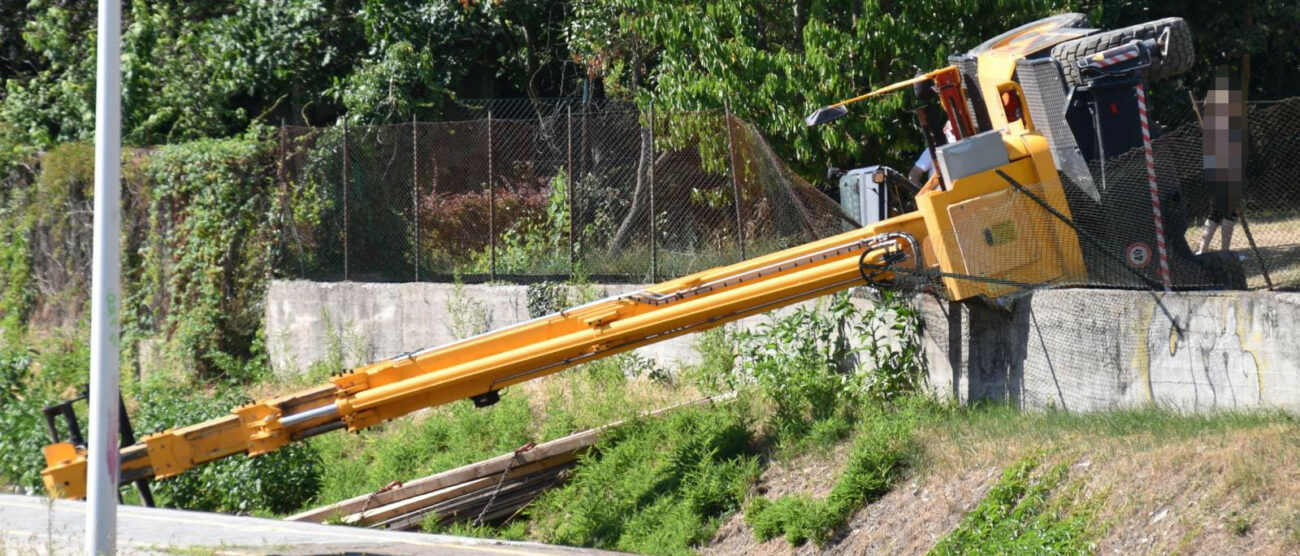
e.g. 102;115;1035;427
41;14;1232;500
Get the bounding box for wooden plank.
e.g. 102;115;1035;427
287;430;598;523
287;395;726;523
346;451;581;526
382;466;573;531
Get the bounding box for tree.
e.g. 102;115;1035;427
573;0;1089;182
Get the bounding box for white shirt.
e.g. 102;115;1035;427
913;149;934;176
913;121;957;179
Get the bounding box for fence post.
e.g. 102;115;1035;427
488;109;496;281
649;100;658;282
412;114;420;281
567;104;575;276
278;119;306;278
581;99;588;198
723;100;746;261
342;118;350;281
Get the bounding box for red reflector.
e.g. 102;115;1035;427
1110;103;1119;115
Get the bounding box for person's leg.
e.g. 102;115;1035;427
1220;218;1236;251
1197;218;1220;255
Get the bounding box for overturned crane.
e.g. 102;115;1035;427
41;14;1238;500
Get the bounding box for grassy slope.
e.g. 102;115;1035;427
707;405;1300;555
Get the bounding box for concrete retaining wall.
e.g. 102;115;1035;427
265;280;1300;412
264;280;872;378
265;281;709;377
917;289;1300;411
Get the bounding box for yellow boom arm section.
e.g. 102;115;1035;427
42;127;1084;500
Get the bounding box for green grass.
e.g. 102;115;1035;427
308;352;680;508
929;456;1097;555
933;403;1297;451
526;405;760;556
746;398;928;547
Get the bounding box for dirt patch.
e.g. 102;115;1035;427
833;467;999;554
1082;425;1300;555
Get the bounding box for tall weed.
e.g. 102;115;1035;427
528;407;760;556
929;456;1097;555
747;398;927;546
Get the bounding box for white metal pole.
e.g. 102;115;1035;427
87;0;122;554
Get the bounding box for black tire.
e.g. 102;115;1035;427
1197;251;1248;290
1051;17;1194;88
968;13;1092;56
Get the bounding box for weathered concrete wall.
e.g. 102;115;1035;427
265;281;709;377
266;280;1300;412
265;280;877;378
918;289;1300;411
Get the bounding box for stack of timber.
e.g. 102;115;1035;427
287;395;727;531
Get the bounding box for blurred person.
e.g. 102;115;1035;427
1197;66;1246;254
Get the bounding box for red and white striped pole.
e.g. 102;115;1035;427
1135;83;1173;291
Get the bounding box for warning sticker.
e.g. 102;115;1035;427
1126;242;1151;267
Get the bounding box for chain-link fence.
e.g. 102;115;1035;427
274;99;848;283
864;93;1300;301
273;96;1300;290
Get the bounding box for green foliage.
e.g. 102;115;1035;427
129;380;322;514
338;40;447;122
467;170;573;275
537;353;667;440
731;293;860;437
526;281;571;318
0;210;33;339
128;129;278;378
859;290;925;400
444;278;491;340
728;291;922;444
529;406;760;555
0;143;93;335
308;349;666;507
574;1;1088;176
929;457;1097;555
0;332;102;493
0;349;47;492
0;0;575;163
426;518;529;541
682;326;736;395
571;1;1300;180
309;394;537;507
746;399;924;547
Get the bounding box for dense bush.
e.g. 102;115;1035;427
726;290;923;444
0;143;93;336
130;381;322;515
419;184;549;266
0;349;48;492
0;131;290;382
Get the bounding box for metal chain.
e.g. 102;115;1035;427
473;442;536;526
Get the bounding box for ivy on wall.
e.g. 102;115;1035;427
0;127;319;380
